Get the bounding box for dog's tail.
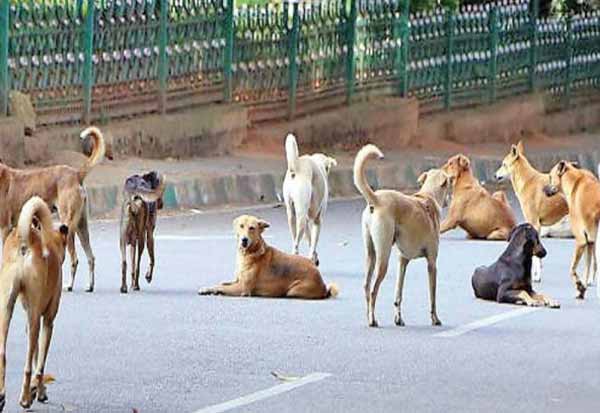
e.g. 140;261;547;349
18;197;57;257
78;126;106;182
326;283;340;299
285;133;300;177
353;144;384;208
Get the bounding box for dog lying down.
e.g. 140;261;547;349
471;224;560;308
198;215;338;299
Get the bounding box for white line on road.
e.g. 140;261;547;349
192;372;332;413
434;307;541;338
156;235;273;241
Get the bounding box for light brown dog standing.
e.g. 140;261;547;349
0;126;109;292
198;215;338;299
441;154;516;240
354;145;452;327
495;141;569;281
544;161;600;299
0;197;68;411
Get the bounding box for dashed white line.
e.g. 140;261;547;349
192;372;332;413
434;307;541;338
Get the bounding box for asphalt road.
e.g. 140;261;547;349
2;199;600;413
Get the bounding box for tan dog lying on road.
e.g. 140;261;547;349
0;197;69;412
283;133;337;266
354;144;452;327
544;161;600;300
441;154;516;240
0;126;110;293
198;215;338;299
495;141;570;282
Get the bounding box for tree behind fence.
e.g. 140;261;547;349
0;0;598;126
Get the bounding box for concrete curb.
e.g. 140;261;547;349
85;148;600;218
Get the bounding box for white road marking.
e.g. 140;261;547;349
434;307;541;338
192;372;332;413
156;235;273;241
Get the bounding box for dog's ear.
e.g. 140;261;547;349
417;172;428;187
571;161;580;169
516;140;524;154
458;155;470;170
557;160;568;177
257;219;270;230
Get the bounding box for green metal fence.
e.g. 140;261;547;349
0;0;598;126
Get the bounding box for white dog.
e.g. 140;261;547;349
282;134;337;266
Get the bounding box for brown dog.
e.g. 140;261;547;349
0;197;68;411
495;141;570;281
0;126;109;293
544;161;600;299
198;215;338;299
441;154;516;240
119;172;165;293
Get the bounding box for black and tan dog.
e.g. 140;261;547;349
0;197;69;411
471;224;559;308
119;172;165;293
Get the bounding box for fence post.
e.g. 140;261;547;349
398;0;410;97
82;0;95;124
158;0;169;114
488;6;498;103
223;0;234;103
287;0;299;120
528;0;539;92
444;9;455;111
0;0;8;117
346;0;357;104
564;15;573;108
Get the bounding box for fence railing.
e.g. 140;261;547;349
0;0;599;127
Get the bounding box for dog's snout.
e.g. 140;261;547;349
535;245;547;258
543;185;557;197
241;237;249;248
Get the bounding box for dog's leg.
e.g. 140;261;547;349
19;313;40;409
129;243;137;291
531;257;542;283
134;232;145;291
64;232;78;292
198;281;249;297
145;231;155;284
486;228;510;241
285;203;298;254
308;216;321;266
120;237;128;294
498;289;540;306
440;208;459;234
393;256;409;327
286;280;327;299
584;243;593;287
0;288;18;411
34;317;55;403
368;221;394;328
570;243;587;299
77;210;95;293
530;292;560;309
293;215;307;256
426;256;442;326
362;224;376;325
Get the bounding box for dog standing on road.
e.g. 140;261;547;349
119;172;165;293
544;161;600;299
495;141;570;282
0;126;110;293
471;224;559;308
354;145;452;327
441;154;517;240
283;134;337;266
198;215;338;299
0;197;69;411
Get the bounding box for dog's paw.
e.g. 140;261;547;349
18;394;32;410
0;393;5;412
198;288;213;296
85;286;94;293
431;316;443;326
368;319;379;328
145;273;153;284
394;314;405;327
120;286;128;294
132;285;140;292
547;300;561;309
64;286;73;292
575;281;587;299
528;300;543;307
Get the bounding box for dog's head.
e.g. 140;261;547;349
233;215;270;252
417;169;454;207
311;153;338;176
508;223;546;259
495;141;524;182
442;154;471;179
544;160;578;197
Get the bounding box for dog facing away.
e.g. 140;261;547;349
441;154;517;240
198;215;338;299
119;172;166;293
471;224;559;308
0;126;110;293
0;197;69;411
354;145;452;327
495;141;570;282
544;161;600;299
282;134;337;265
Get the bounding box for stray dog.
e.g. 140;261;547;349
0;126;110;293
119;172;166;293
471;224;559;308
198;215;338;299
0;197;69;411
441;154;516;240
282;134;337;265
544;161;600;299
354;145;452;327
